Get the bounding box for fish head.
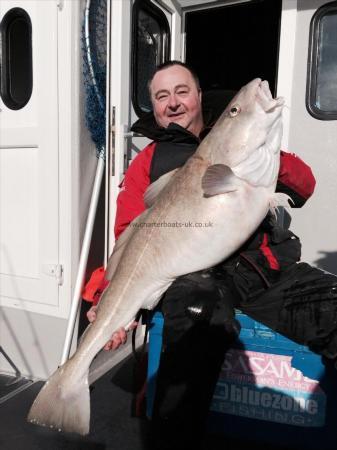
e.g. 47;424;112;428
203;78;284;167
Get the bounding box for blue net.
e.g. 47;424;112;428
82;0;107;159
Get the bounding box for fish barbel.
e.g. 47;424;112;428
28;78;285;434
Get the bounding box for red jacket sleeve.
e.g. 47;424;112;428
277;150;316;207
114;142;155;239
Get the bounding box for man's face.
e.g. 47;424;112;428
150;65;203;137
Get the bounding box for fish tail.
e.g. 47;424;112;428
27;362;90;435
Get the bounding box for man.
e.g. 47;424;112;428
84;61;337;449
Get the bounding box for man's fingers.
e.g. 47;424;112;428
127;321;138;331
104;340;113;351
91;317;139;350
87;305;98;323
104;336;119;351
115;328;127;344
87;312;96;322
103;327;131;351
120;330;127;345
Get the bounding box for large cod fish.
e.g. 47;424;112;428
28;78;285;435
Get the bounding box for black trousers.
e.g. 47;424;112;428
149;272;238;450
236;261;337;359
149;262;337;450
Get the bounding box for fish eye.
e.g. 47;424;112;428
229;104;241;117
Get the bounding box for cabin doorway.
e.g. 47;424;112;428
184;0;282;96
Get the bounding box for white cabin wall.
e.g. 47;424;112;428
277;0;298;149
284;0;337;273
0;0;91;379
0;308;70;378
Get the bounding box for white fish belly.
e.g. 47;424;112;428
153;187;271;276
115;182;272;299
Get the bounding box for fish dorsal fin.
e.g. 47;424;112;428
105;209;149;281
201;164;239;197
144;168;179;207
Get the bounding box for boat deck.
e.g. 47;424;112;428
0;355;310;450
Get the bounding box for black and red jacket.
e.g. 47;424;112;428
83;91;316;303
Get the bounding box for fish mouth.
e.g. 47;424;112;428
257;79;284;111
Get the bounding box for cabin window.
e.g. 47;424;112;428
307;3;337;120
132;0;170;116
0;8;33;110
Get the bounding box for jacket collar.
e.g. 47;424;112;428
130;113;201;144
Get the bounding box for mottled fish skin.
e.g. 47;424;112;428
27;78;284;435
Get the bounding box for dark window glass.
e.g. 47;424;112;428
132;0;170;116
307;3;337;120
0;8;33;110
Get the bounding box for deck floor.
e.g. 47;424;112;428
0;355;317;450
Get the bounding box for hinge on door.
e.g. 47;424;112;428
43;264;64;286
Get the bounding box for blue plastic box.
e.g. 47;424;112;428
147;311;337;449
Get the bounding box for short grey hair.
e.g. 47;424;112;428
147;60;201;95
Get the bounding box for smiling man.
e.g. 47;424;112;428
83;61;334;450
150;62;204;136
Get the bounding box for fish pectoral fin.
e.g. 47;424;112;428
202;164;239;197
144;168;180;207
269;192;294;217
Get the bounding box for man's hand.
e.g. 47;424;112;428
86;305;138;351
87;304;98;322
